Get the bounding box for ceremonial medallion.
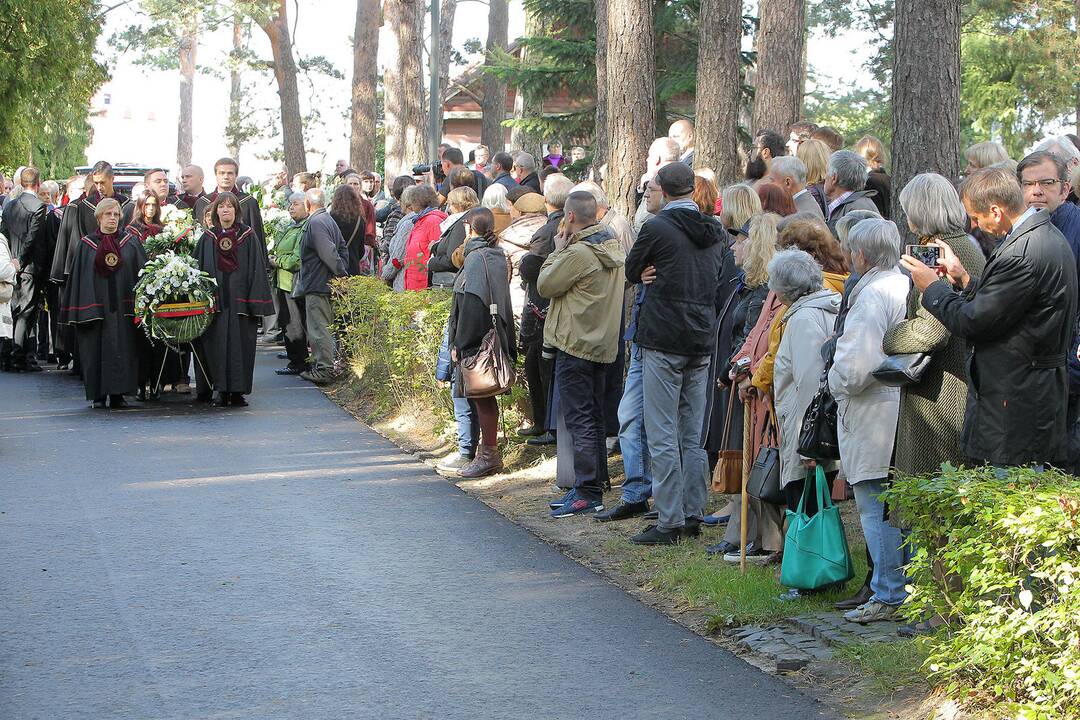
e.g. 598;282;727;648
104;252;120;268
219;237;234;252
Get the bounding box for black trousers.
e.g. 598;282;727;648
3;294;41;367
556;351;609;499
523;339;553;429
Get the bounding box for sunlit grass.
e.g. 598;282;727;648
833;639;931;695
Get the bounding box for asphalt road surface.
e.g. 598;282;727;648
1;348;836;719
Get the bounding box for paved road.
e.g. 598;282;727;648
1;349;835;719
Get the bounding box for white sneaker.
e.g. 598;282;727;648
844;600;900;624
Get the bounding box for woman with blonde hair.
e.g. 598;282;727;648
704;213;784;560
719;184;763;232
854;135;892;218
797;138;831;216
963;141;1010;176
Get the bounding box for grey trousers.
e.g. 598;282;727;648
304;293;335;371
642;349;710;531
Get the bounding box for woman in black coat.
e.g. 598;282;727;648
330;184;367;276
448;208;516;479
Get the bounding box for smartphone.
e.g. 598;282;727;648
906;244;940;267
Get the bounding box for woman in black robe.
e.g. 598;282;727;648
60;198;146;408
124;191;170;400
194;192;275;407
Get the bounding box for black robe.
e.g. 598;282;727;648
194;224;275;394
51;192;133;283
175;192;205;212
60;232;145;400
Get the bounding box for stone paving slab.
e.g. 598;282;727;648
787;612;905;646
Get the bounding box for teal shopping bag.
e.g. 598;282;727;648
779;466;855;591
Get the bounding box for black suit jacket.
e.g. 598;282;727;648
1;193;47;276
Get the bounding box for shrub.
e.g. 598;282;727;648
883;465;1080;719
331;275;529;442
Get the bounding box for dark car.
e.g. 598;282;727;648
74;163;177;198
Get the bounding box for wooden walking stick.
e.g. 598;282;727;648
740;401;751;574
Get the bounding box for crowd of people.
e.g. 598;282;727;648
4;123;1080;630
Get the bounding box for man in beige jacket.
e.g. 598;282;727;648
538;191;626;517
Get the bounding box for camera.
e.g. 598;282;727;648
412;163;446;182
412;163;432;175
906;244;940;267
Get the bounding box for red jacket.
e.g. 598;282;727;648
403;208;448;290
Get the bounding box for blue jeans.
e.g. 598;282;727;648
451;378;479;459
852;479;910;606
617;344;652;503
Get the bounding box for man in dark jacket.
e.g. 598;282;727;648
490;152;519;191
623;163;738;544
825;150;878;237
903;168;1079;467
0;166;47;372
512;152;542;193
293;188;348;385
1018;150;1080;472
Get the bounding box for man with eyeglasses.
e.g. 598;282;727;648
1018;149;1080;472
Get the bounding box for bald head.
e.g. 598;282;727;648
564;191;599;233
180;165;204;195
305;187;326;210
648;137;682;169
668;119;695;155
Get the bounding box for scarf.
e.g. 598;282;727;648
214;226;241;273
93;232;124;276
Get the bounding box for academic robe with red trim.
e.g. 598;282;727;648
194;223;275;394
193;190;267;261
60;232;145;400
50;192;134;283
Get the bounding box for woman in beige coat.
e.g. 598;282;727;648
0;232;17;340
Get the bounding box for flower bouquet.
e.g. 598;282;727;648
134;251;218;345
144;205;197;258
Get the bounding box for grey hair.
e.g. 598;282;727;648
828;150;869;191
513;152;537;173
898;173;967;237
834;209;881;252
304;187;326;208
846;218;901;270
287;191;307;206
1036;136;1080;165
543;174;575;209
40;180;60;201
767;248;824;302
570;180;609;209
481;183;512;213
649;137;681;162
770;155;808;186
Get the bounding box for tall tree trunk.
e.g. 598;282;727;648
350;0;381;171
176;6;197;168
226;15;247;159
383;0;428;179
256;0;307;174
751;0;805;135
510;11;544;156
605;0;655;219
438;0;456;107
480;0;509;151
694;0;741;183
592;0;608;177
891;0;961;238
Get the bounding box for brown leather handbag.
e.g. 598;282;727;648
711;387;742;494
459;252;515;398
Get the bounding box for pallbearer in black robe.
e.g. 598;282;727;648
193;159;267;261
60;201;145;408
124;196;172;399
194;202;274;406
51;190;133;284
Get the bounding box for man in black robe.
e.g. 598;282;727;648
60;198;145;408
194;195;275;406
143;167;178;206
194;158;267;257
51;161;133;284
175;165;206;211
0;167;48;372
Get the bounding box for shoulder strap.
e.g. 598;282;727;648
477;250;496;312
344;215;363;248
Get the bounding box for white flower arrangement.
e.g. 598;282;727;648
134;250;219;342
144;205;197;257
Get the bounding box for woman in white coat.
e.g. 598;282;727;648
828;218;910;625
0;232;18;341
770;249;841;518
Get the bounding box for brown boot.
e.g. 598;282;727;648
459;446;503;478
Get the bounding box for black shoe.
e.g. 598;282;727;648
275;366;305;375
196;391;213;403
147;388;160;401
593;500;649;522
211;393;230;407
526;431;556;446
56;362;71;371
630;524;681;546
109;395;128;408
643;509;659;520
682;517;702;538
706;540;739;556
276;352;290;360
92;399;107;409
517;426;546;438
21;363;43;373
230;393;249;407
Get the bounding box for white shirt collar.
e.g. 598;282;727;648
793;188;808;200
827;191;852;218
1007;206;1040;240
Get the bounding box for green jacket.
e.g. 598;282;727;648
274;219;306;292
537;224;626;364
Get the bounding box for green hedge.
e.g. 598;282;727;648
884;465;1080;719
331;275;529;441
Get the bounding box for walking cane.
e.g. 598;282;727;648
740;403;751;574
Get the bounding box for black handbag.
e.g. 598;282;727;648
798;379;841;461
747;405;785;505
872;352;931;387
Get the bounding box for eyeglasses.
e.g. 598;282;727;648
1021;179;1062;189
